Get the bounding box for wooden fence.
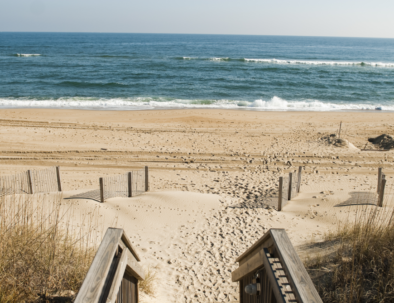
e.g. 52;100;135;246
277;167;389;210
0;166;62;197
277;166;302;211
335;167;388;207
75;228;145;303
377;167;387;207
232;228;322;303
99;167;149;203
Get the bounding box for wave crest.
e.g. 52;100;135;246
210;57;230;61
244;58;394;67
14;54;41;57
0;97;392;111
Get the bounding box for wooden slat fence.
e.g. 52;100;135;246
0;171;30;196
232;228;322;303
0;166;62;197
30;166;59;194
278;167;302;211
99;167;149;203
74;228;145;303
334;168;389;207
278;167;389;209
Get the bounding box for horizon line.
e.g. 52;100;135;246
1;31;394;40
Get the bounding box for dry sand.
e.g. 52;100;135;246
1;109;394;302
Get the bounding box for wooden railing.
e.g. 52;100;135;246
75;228;145;303
232;229;322;303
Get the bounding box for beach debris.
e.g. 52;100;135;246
320;134;349;147
334;138;347;147
368;134;394;150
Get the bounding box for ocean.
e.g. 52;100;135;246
1;33;394;111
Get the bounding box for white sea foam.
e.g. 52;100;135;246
250;96;394;111
16;54;41;57
244;58;394;67
0;97;393;111
210;57;229;61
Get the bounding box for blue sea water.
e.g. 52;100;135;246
0;33;394;111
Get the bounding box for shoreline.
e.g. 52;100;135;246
0;107;393;114
0;106;392;113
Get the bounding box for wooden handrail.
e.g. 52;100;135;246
232;229;322;303
75;228;145;303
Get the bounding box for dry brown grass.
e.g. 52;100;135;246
0;193;100;303
138;266;158;298
307;190;394;303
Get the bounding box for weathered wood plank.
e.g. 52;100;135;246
236;232;273;263
121;230;141;261
238;237;275;268
232;249;264;282
278;177;283;211
75;228;123;303
271;229;322;303
125;249;145;281
232;238;274;282
271;255;297;303
262;249;286;303
145;166;149;192
128;172;132;198
297;166;302;193
56;166;62;192
288;173;293;201
378;176;386;207
27;170;33;194
106;250;128;303
377;167;382;193
100;177;104;203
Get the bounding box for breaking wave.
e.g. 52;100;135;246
243;58;394;67
175;56;394;67
210;57;230;61
14;54;41;57
0;96;392;111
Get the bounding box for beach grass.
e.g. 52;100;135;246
307;194;394;302
139;266;158;298
0;193;98;303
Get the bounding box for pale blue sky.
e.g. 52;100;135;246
0;0;393;38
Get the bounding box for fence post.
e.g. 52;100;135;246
27;170;33;194
278;177;283;211
378;175;386;207
99;178;104;203
145;166;149;192
56;166;62;192
128;172;132;197
377;167;382;193
288;172;293;200
297;166;302;193
338;121;342;139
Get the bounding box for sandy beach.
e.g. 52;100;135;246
1;109;393;302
